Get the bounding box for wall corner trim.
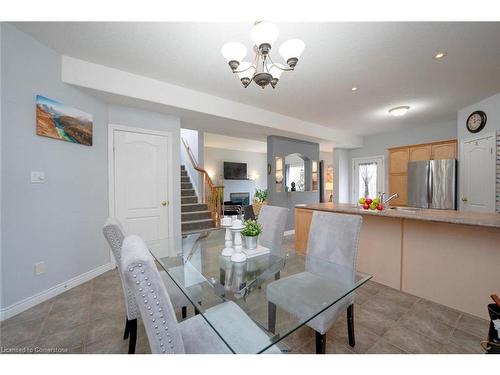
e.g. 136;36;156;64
0;262;114;321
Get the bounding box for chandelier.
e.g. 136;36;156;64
221;22;305;89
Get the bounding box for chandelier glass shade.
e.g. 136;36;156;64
221;22;305;89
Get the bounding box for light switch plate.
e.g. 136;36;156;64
35;261;45;275
31;171;45;184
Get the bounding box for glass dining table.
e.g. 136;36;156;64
147;229;371;354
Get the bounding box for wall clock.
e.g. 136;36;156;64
466;110;487;133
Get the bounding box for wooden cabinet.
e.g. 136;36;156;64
295;208;313;255
389;148;409;174
388;139;456;207
388;175;408;206
409;145;432;161
432;142;456;160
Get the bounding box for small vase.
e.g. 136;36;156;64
244;235;258;250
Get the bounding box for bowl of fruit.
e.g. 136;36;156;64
358;197;384;211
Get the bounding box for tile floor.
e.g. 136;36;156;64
0;236;490;354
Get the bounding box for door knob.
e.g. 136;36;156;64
461;197;468;202
161;201;168;206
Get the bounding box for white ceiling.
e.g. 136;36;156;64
13;22;500;136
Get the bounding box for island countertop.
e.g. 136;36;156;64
296;203;500;228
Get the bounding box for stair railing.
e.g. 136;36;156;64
181;137;224;225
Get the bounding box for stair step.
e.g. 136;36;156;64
182;210;212;221
181;196;198;204
182;218;216;233
181;203;208;212
182;227;219;236
181;182;193;190
181;176;190;183
181;165;186;171
180;171;188;177
181;189;196;197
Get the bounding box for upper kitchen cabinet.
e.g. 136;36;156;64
431;140;457;160
409;145;432;161
389;148;410;174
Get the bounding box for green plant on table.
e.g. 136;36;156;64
241;219;263;237
254;189;268;203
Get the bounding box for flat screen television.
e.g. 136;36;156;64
224;162;247;180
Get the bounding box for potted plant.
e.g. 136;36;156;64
241;219;263;250
252;188;268;216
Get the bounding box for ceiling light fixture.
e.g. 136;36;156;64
351;87;358;91
389;106;410;117
221;22;305;89
433;51;448;60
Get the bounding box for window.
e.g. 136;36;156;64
352;156;385;202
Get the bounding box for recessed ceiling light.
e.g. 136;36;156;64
433;51;448;60
389;106;410;117
351;87;358;91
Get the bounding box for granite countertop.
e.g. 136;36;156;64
296;203;500;229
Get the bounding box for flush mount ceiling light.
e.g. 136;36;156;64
389;106;410;117
221;22;305;89
351;87;358;91
433;51;448;60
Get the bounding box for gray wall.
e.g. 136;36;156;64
1;24;109;309
457;92;500;141
204;147;267;203
267;136;320;231
457;92;500;210
108;105;182;237
336;120;457;203
1;25;183;313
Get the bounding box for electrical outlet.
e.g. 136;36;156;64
35;261;45;275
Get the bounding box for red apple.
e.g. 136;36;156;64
376;203;384;211
363;203;370;210
365;198;373;205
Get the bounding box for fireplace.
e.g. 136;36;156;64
230;192;250;206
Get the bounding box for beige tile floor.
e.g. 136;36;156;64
0;236;490;354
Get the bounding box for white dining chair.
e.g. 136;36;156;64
266;211;363;354
120;234;282;354
102;218;202;353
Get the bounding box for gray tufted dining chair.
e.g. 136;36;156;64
102;218;202;354
266;211;363;354
120;234;282;354
257;205;289;254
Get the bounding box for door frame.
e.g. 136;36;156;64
108;124;174;266
459;132;496;212
351;155;385;203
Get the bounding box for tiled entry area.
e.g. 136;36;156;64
0;238;489;354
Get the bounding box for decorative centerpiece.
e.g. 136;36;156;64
241;219;263;250
220;216;234;257
252;189;268;216
230;219;247;262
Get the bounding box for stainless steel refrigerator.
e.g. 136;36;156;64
407;159;457;209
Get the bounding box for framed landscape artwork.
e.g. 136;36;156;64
36;95;93;146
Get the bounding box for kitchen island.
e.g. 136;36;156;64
295;203;500;319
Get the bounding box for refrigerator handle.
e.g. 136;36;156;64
427;162;433;207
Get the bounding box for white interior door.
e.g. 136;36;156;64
113;129;170;241
461;134;495;212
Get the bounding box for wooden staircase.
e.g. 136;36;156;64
180;165;217;234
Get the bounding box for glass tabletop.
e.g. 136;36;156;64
147;229;371;354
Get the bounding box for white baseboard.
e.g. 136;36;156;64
0;262;114;321
284;229;295;236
